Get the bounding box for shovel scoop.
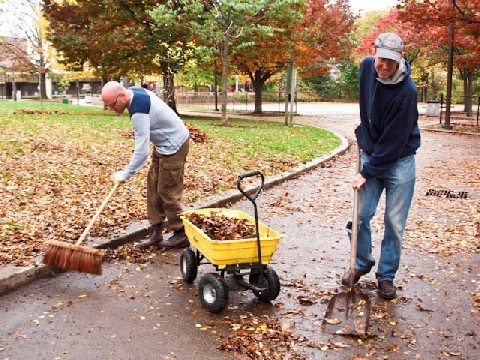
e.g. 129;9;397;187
322;280;370;335
322;145;371;336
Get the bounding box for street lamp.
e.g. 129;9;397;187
0;66;6;99
214;60;219;111
442;0;457;130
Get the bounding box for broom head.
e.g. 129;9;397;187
43;240;104;275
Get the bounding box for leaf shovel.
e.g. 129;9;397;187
322;146;371;336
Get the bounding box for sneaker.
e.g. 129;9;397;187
138;223;164;249
341;269;367;286
345;220;352;241
378;280;397;300
163;227;189;250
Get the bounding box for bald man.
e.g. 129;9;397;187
102;81;190;250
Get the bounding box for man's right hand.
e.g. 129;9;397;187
113;170;127;185
351;173;366;190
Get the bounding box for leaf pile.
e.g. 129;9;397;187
13;109;70;115
102;243;160;264
0;115;298;267
186;123;209;143
219;314;307;359
185;212;257;240
117;123;208;143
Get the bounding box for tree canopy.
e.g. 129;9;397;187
44;0;165;79
44;0;356;118
356;0;480;112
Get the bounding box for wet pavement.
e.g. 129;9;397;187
1;110;479;359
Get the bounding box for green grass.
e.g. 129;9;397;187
0;100;341;164
190;119;340;163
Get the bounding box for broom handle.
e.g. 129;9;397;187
75;183;119;246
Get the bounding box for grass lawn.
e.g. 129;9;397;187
0;99;341;266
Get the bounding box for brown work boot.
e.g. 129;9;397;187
163;227;189;250
378;280;397;300
138;223;164;249
341;269;367;286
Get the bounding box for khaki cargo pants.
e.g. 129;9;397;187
146;139;189;231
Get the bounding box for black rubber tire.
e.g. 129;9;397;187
180;248;197;283
197;273;229;313
249;267;281;303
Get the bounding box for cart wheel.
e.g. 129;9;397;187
197;273;229;313
249;267;281;303
180;248;197;283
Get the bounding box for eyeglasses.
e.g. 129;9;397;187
106;94;119;107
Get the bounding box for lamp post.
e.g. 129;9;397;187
214;60;219;111
0;66;6;99
443;0;456;130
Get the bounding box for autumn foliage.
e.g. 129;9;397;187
356;0;480;70
399;0;480;71
43;0;164;78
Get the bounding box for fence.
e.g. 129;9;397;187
175;90;340;111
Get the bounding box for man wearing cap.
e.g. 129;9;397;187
342;33;421;300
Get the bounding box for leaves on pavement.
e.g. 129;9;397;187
185;212;257;240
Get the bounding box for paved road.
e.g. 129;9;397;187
230;114;479;359
1;111;478;359
183;100;465;117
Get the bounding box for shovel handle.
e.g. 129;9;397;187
76;183;119;246
349;145;361;281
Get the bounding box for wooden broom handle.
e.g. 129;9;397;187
75;183;119;246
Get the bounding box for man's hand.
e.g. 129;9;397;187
113;170;127;185
351;173;366;190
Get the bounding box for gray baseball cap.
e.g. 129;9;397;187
374;33;404;62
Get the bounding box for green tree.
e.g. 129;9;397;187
150;0;304;124
1;0;51;99
44;0;194;111
304;61;359;100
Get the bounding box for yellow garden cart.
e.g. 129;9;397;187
179;171;281;313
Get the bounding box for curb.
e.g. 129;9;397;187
0;124;349;297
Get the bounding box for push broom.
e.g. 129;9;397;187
43;183;119;275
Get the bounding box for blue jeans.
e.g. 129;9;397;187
355;153;416;281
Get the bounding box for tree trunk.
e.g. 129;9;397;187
252;75;265;114
12;79;17;101
463;70;473;117
40;71;47;99
161;63;178;114
220;39;229;125
284;62;296;126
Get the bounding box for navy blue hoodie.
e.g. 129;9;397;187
355;56;421;179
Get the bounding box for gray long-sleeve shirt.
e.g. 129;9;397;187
122;87;189;180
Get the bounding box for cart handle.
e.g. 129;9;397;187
237;170;265;272
237;170;265;202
